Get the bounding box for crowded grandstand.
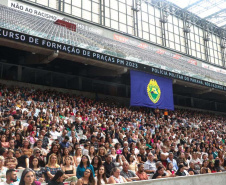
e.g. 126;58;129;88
0;0;226;185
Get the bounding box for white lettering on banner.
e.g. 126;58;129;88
76;23;103;35
8;0;62;21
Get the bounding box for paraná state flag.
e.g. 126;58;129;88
130;70;174;110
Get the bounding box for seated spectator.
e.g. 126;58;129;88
137;147;147;164
73;148;82;167
1;169;18;185
15;149;29;169
209;161;217;173
61;148;74;165
144;152;156;174
1;135;9;148
8;139;16;152
0;156;7;182
120;161;139;182
128;154;137;173
166;162;175;177
15;134;23;149
136;163;148;180
176;164;186;176
21;140;33;158
152;166;167;179
48;170;65;185
97;146;107;163
103;154;115;178
19;168;36;185
46;143;61;165
94;165;107;185
200;160;211;174
5;150;17;169
76;155;95;179
77;169;95;185
188;162;200;175
29;148;45;168
62;156;77;182
45;154;61;182
214;159;222;172
91;156;102;175
108;167;127;184
60;136;70;149
30;157;45;183
34;140;47;157
167;152;178;171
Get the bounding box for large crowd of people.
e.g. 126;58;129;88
0;84;225;185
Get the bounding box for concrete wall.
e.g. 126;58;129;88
117;172;226;185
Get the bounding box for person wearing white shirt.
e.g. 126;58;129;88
144;153;156;174
49;125;61;140
0;169;19;185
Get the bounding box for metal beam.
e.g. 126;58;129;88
203;8;226;20
183;0;203;10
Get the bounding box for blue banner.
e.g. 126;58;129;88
130;70;174;110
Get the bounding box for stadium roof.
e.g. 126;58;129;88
167;0;226;29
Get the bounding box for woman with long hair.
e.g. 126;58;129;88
15;133;23;149
91;156;102;175
166;162;175;177
97;146;106;163
1;134;9;148
95;165;107;185
30;157;45;183
152;166;167;179
19;168;36;185
48;170;65;185
128;154;137;173
76;155;95;179
62;148;75;165
45;153;61;181
108;167;126;184
88;146;96;162
77;169;95;185
200;160;211;174
73;147;82;167
46;143;61;164
21;139;33;157
62;156;77;181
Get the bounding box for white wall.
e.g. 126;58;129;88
117;172;226;185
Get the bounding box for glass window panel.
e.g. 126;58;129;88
92;13;99;23
65;0;71;3
168;15;173;24
149;15;155;24
83;0;91;11
148;4;154;15
105;0;110;7
142;12;148;22
72;6;81;17
111;0;118;10
119;2;126;13
175;44;181;51
64;3;71;14
92;2;99;14
174;26;179;34
150;34;156;43
119;23;126;32
105;7;110;18
128;26;133;34
119;13;126;24
143;22;149;32
141;2;147;12
49;0;57;9
169;41;175;49
127;16;133;26
111;9;118;21
111;20;118;30
155;8;160;18
82;10;91;21
126;0;133;6
149;24;155;35
37;0;48;6
168;23;173;32
105;18;110;27
72;0;81;7
168;32;174;42
119;0;126;3
174;35;180;43
143;32;149;40
197;52;201;58
157;36;162;45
